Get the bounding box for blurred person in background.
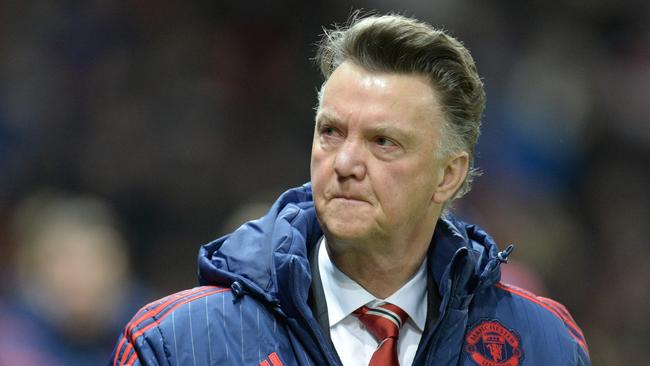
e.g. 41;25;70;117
110;13;589;366
0;190;144;365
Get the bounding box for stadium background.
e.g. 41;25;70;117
0;1;647;364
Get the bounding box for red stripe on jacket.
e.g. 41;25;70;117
114;286;211;366
495;282;589;355
114;286;230;366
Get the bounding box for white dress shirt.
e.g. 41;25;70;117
318;238;428;366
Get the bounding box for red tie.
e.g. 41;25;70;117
354;303;409;366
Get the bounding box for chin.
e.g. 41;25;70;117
320;215;375;243
316;200;377;239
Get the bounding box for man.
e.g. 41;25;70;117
111;13;590;366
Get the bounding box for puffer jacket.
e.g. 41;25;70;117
110;183;590;365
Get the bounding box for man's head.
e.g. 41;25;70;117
315;13;485;201
310;14;485;250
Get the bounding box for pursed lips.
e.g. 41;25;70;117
328;193;369;204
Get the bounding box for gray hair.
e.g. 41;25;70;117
315;13;485;201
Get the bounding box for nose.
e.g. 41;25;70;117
333;139;366;180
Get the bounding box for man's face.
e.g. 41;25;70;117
311;61;447;245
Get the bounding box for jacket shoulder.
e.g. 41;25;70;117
493;282;590;361
111;286;231;366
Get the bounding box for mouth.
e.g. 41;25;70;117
329;194;369;203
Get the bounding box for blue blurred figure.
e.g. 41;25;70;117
0;191;146;365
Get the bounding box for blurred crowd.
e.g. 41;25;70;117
0;1;647;364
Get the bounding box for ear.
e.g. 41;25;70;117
433;152;469;204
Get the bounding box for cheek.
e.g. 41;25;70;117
369;167;402;206
309;149;320;178
310;147;328;189
374;162;436;210
311;133;334;163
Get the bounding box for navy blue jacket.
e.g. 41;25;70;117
110;184;590;365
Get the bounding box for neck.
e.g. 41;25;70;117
325;227;435;299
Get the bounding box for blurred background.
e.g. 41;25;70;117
0;0;647;364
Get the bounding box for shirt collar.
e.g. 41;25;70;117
318;237;428;331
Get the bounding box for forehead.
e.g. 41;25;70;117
317;62;443;133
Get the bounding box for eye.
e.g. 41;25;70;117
375;136;397;147
317;124;344;148
321;126;336;136
319;125;342;138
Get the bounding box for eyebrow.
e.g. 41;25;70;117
315;110;416;145
370;124;415;145
314;109;338;126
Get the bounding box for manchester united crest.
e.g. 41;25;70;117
464;319;523;366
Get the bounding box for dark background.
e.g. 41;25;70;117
0;1;648;364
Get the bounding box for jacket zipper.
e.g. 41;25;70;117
289;257;342;366
424;247;468;366
295;303;342;366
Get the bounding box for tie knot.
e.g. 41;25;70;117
354;303;409;341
